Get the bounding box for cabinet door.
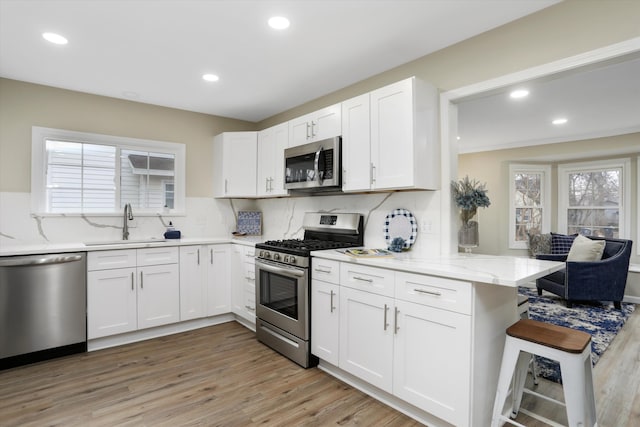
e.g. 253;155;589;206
370;78;415;190
288;104;341;146
341;94;371;192
311;104;341;141
393;299;471;426
206;245;231;316
311;279;339;365
87;267;137;339
137;263;180;329
288;113;313;147
213;132;257;197
179;246;206;321
339;286;394;393
257;123;289;197
231;245;256;323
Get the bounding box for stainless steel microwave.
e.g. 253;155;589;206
284;137;341;191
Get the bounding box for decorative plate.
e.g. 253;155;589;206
383;208;418;249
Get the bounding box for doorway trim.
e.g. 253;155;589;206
439;37;640;255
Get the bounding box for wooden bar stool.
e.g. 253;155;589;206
491;319;597;427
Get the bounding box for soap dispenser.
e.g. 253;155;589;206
164;221;181;239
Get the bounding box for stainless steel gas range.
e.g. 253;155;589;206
254;212;363;368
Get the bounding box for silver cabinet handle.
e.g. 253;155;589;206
224;179;228;194
140;271;143;289
371;163;376;183
383;304;389;331
311;120;317;137
131;272;134;291
330;290;336;313
394;307;400;334
306;122;311;139
197;248;200;265
210;248;213;265
314;267;331;273
414;288;442;296
353;275;373;283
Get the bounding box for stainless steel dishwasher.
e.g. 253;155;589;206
0;252;87;369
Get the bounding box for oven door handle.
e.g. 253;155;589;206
256;259;306;277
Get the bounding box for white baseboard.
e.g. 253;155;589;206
88;313;235;351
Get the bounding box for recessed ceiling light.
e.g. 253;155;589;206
42;32;68;45
202;74;219;82
509;89;529;99
552;118;568;125
268;16;290;30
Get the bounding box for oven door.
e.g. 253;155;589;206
255;258;308;340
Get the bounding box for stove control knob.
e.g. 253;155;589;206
264;252;270;259
283;255;289;263
289;256;296;264
258;250;264;257
273;253;280;261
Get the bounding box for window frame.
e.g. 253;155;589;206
508;163;552;249
31;126;186;216
557;158;630;238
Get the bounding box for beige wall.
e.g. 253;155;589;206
0;79;255;197
258;1;640;129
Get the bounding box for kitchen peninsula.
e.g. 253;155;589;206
309;251;564;427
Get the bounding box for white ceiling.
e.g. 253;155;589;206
0;0;559;123
456;53;640;153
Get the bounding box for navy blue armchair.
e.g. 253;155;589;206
536;237;633;309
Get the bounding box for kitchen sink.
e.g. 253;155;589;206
84;238;168;246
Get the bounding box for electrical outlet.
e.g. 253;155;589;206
420;219;432;233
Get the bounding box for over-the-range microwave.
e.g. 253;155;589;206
284;136;341;192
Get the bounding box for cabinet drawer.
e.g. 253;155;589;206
88;249;137;271
312;259;340;284
340;263;394;297
137;246;179;266
395;272;472;315
242;246;256;259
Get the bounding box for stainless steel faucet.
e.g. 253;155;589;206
123;203;133;240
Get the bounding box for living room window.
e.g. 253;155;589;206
558;159;630;239
31;127;185;215
509;164;551;249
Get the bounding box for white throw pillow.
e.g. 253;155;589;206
567;234;606;262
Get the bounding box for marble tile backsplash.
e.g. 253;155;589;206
0;190;442;256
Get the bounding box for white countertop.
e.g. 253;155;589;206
311;250;564;288
0;236;260;256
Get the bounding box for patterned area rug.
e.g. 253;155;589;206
518;286;635;383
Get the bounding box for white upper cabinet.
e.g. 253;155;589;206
257;123;289;197
213;132;257;198
341;94;371;192
288;103;341;147
342;77;439;192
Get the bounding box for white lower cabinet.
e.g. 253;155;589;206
87;266;138;338
231;244;256;324
393;299;471;426
206;245;231;316
88;247;180;339
339;286;394;392
179;244;231;320
312;260;472;426
311;279;340;365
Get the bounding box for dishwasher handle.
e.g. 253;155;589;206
0;254;83;267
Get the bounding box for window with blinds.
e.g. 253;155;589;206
32;127;184;215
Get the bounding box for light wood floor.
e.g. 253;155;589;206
1;309;638;427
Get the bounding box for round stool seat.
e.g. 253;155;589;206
507;318;591;354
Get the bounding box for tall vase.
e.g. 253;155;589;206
458;209;479;253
